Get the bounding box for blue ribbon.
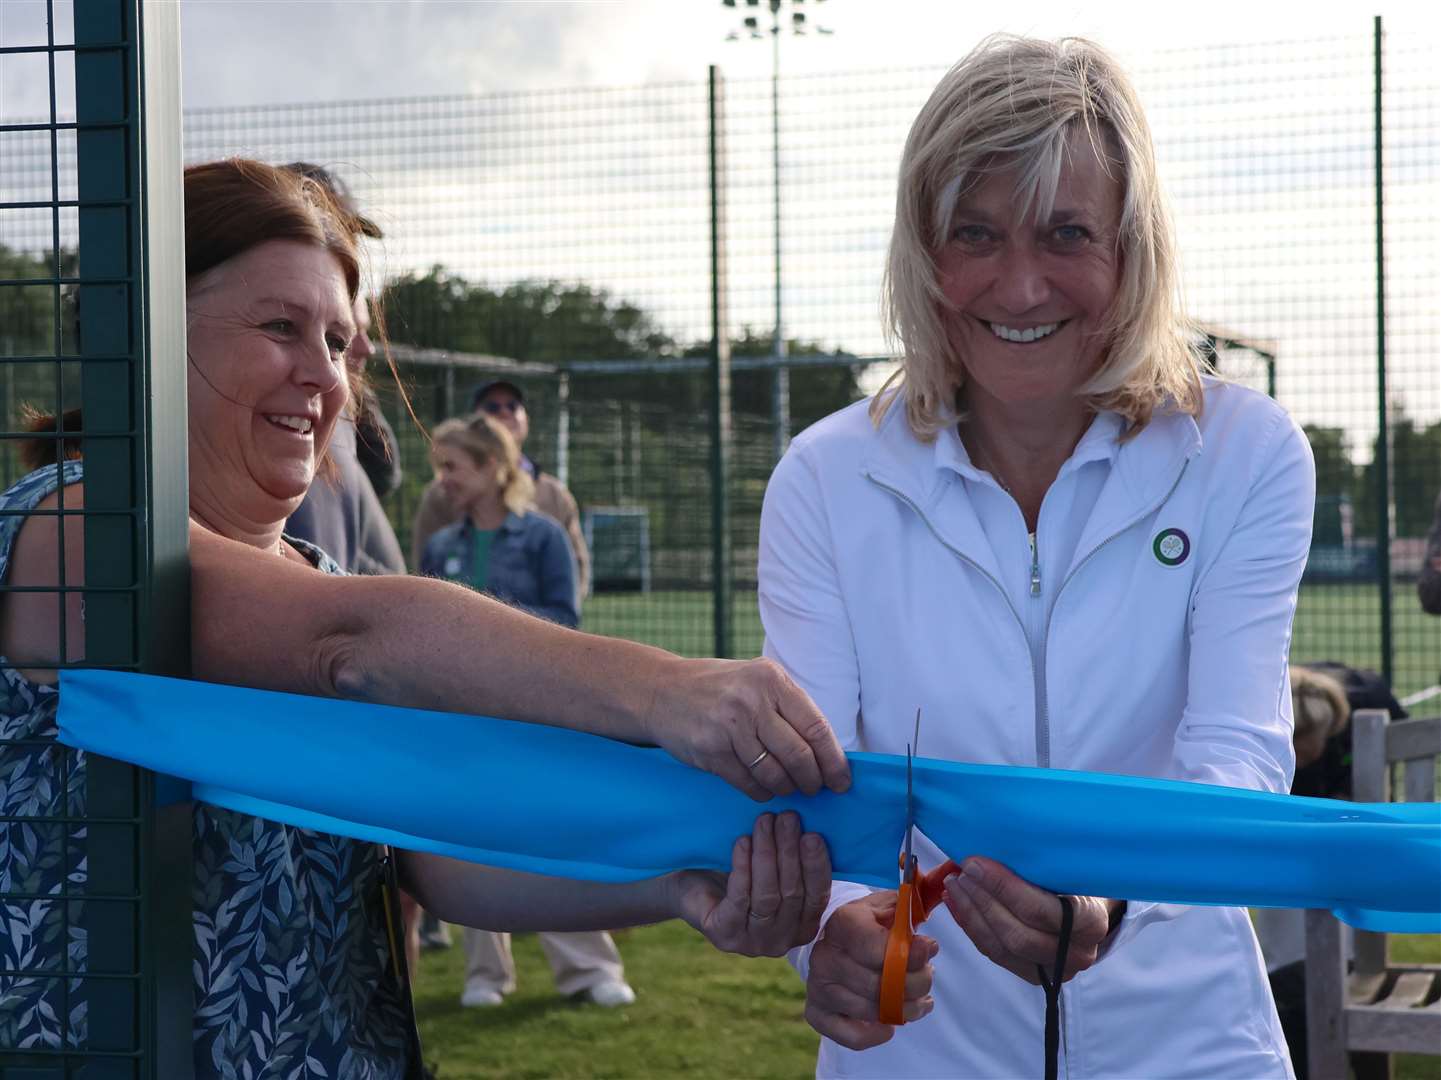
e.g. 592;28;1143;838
58;670;1440;932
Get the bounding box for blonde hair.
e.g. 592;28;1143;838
1290;666;1351;770
430;414;535;516
876;34;1203;440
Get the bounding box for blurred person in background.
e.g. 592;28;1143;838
281;162;406;577
1254;666;1352;1080
420;413;635;1007
1420;489;1440;618
759;35;1313;1078
1257;661;1406;1078
411;378;589;604
408;377;593;961
0;158;854;1077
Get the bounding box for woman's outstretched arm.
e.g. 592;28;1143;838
189;523;850;801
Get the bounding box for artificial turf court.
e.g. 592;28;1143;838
587;582;1440;700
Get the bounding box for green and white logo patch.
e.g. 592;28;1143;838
1152;527;1191;567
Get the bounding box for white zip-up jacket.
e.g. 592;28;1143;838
760;378;1314;1079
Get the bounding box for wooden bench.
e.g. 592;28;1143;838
1304;708;1441;1080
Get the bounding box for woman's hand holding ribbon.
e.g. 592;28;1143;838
674;811;832;957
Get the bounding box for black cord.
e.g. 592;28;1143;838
1036;895;1074;1080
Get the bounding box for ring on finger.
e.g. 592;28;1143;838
746;749;770;770
748;909;777;922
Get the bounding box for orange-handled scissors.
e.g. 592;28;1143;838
878;711;958;1026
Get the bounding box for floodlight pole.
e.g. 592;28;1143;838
769;7;789;463
724;0;833;462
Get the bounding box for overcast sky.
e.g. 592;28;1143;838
2;2;1433;137
1;0;1436;438
171;0;1431;108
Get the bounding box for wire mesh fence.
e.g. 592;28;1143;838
5;23;1439;691
177;23;1441;693
2;0;191;1075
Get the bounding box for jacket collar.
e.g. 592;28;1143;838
459;511;526;538
862;396;1203;566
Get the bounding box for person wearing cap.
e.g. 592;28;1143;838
282;162;406;577
410;379;622;1007
410;379;590;601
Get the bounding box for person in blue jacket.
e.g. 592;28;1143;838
420;413;579;629
419;412;642;1009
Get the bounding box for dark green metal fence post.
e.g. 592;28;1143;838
74;0;192;1074
1372;14;1393;689
709;65;733;659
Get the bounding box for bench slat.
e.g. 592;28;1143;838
1374;972;1437;1010
1387;717;1441;762
1345;1003;1441;1054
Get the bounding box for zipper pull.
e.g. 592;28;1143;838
1029;533;1041;597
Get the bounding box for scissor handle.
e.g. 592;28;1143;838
877;857;959;1026
878;877;916;1026
917;858;960;919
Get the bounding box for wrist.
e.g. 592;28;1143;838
1106;898;1127;936
664;869;708;934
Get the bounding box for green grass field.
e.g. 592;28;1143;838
411;923;816;1080
411;922;1440;1079
587;581;1440;699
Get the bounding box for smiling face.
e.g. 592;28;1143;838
935;136;1124;418
431;443;505;518
185;239;354;528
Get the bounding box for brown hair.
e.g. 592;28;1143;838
430;414;535;516
19;159;367;476
184;158;360;299
17;405;84;471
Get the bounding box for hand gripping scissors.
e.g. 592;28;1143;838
877;710;958;1026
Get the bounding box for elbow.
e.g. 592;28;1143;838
316;628;371;700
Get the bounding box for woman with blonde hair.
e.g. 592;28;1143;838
420;413;640;1009
759;34;1314;1077
421;414;577;627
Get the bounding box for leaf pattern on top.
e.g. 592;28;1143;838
2;466;414;1074
1;461;88;1052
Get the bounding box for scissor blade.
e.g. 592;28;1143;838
902;740;915;870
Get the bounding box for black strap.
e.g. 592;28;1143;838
1036;895;1074;1080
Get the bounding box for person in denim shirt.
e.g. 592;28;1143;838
419;414;641;1007
420;414;578;628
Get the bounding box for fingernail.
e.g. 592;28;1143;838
962;860;984;883
920;997;935;1018
802;834;823;854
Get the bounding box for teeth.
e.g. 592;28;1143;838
990;322;1060;343
266;415;313;434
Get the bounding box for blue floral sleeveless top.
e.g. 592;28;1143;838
0;463;415;1077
